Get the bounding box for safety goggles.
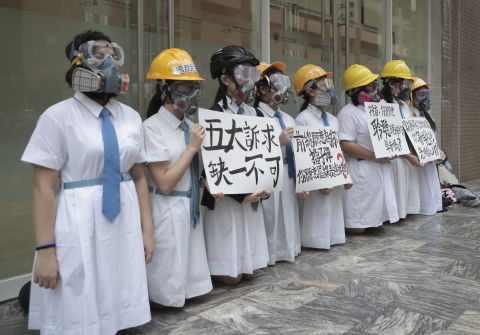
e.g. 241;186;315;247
233;64;260;86
400;79;413;89
413;88;431;100
77;40;125;68
268;73;291;93
170;80;203;98
363;80;379;93
306;77;334;92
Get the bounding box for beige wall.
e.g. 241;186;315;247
441;0;480;182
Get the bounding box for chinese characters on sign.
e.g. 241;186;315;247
292;126;352;192
198;108;284;194
364;102;410;158
402;117;441;164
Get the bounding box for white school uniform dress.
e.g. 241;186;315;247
256;102;301;264
143;106;212;307
21;92;151;335
295;104;346;248
389;100;421;218
408;106;443;215
337;103;399;228
203;96;269;277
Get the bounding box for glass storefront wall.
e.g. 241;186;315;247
0;0;428;299
393;0;428;80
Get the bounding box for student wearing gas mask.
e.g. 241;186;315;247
337;64;399;234
380;60;421;219
21;31;153;334
143;48;212;307
409;77;444;215
202;45;270;285
254;61;301;265
294;64;349;248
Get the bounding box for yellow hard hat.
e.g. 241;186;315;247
293;64;333;96
146;48;204;81
343;64;379;92
257;61;287;76
380;60;414;80
411;77;431;91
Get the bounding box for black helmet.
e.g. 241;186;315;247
209;45;259;79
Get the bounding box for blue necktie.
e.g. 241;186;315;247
101;107;121;223
237;106;244;114
321;111;330;127
179;121;200;228
274;111;295;179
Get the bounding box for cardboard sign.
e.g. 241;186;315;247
364;102;410;158
403;117;441;164
198;108;284;194
292;126;351;192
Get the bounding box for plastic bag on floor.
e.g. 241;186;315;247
450;184;480;207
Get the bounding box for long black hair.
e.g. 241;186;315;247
146;80;173;118
379;77;405;103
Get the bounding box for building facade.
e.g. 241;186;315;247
0;0;477;301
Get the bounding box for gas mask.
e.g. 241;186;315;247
308;78;336;107
413;89;431;112
357;80;380;104
70;40;129;96
167;80;203;115
268;72;291;105
396;79;413;101
232;64;260;103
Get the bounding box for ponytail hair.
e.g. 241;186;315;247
299;92;310;113
147;81;173;118
380;78;394;103
212;79;229;109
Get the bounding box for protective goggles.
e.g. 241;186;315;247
413;88;431;100
170;80;203;98
268;73;291;93
363;80;379;93
305;77;334;92
233;64;260;86
75;40;125;68
400;78;413;89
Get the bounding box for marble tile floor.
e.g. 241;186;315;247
1;180;480;335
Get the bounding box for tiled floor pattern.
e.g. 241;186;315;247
2;180;480;335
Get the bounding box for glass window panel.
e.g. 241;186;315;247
338;0;386;106
270;0;334;117
171;0;262;110
392;0;428;79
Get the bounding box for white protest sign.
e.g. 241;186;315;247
198;108;284;194
364;102;410;158
402;117;441;164
292;126;352;192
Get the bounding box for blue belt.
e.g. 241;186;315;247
148;186;191;198
63;173;132;189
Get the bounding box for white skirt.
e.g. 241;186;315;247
342;159;399;228
301;187;346;249
146;194;212;307
418;162;443;215
390;158;421;218
28;182;151;335
262;170;301;265
203;197;269;277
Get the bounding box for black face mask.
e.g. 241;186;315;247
397;87;411;101
418;97;431;112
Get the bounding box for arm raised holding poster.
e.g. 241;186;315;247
364;102;410;158
198;108;284;195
